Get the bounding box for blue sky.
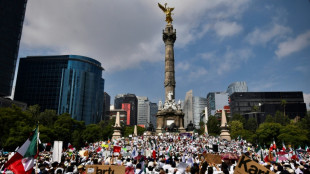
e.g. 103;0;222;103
18;0;310;109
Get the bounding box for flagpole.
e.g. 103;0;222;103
35;123;39;174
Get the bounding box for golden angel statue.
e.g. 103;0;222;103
158;3;174;24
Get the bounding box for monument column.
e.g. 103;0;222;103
163;24;176;101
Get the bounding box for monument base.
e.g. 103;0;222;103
144;131;154;136
156;108;185;134
112;129;121;141
179;127;186;133
220;130;231;141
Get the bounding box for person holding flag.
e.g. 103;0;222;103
4;126;39;174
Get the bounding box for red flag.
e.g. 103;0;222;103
273;140;276;150
113;146;121;153
152;150;156;159
96;147;102;153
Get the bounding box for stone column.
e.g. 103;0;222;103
163;24;176;101
156;116;164;133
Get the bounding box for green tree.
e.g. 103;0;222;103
123;126;134;137
82;124;102;143
39;125;55;143
281;99;287;117
207;115;220;136
265;115;274;123
274;111;289;126
137;126;146;136
72;130;84;149
0;105;33;150
297;113;310;145
256;122;282;145
277;124;308;147
25;105;41;122
100;118;115;140
38;109;58;127
230;113;246;125
252;105;259;112
229;120;244;139
244;117;257;133
197;121;205;135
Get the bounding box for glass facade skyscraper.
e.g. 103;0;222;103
14;55;104;125
206;92;229;116
193;97;208;129
226;81;248;96
0;0;28;96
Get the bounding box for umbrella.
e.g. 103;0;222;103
273;156;288;162
221;153;239;160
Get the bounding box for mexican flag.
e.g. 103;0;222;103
305;145;309;152
5;127;38;174
282;142;286;151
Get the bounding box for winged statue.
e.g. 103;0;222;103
158;3;174;24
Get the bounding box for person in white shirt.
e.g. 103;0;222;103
135;163;145;174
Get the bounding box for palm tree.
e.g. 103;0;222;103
281;99;287;117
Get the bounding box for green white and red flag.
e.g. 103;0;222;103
5;126;38;174
282;142;286;151
305;145;309;152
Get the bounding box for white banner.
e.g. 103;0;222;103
52;141;63;163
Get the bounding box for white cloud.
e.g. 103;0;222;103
213;21;243;38
294;66;308;73
217;48;252;75
246;24;291;45
189;67;208;79
200;52;216;61
176;62;191;71
304;93;310;110
275;30;310;58
20;0;250;71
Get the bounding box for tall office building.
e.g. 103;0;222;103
137;96;150;127
15;55;104;125
229;92;307;121
193;96;208;128
183;90;193;127
114;94;138;125
150;102;158;129
103;92;111;121
206;92;229;116
0;0;28;97
226;81;248;96
122;103;131;125
183;90;208;128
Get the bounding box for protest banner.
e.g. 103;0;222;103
234;155;275;174
203;153;222;164
86;165;125;174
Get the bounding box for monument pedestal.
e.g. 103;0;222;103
144;131;153;136
112;112;122;141
220;129;231;141
219;109;231;141
112;128;121;141
156;108;185;134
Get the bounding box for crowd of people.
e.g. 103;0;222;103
1;133;310;174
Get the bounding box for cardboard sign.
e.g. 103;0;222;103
86;165;125;174
234;155;275;174
203;153;222;164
